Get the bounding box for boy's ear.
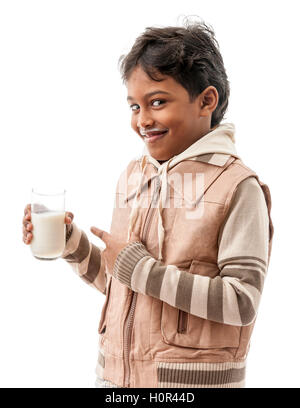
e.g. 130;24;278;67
198;86;219;117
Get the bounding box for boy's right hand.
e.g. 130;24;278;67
22;203;74;245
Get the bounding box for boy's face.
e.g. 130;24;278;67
126;65;214;161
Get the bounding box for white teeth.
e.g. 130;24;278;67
140;129;168;137
142;130;168;137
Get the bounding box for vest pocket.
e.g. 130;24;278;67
161;302;240;349
160;260;241;349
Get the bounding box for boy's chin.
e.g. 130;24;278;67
146;147;171;161
150;153;171;161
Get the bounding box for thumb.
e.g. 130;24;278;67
65;212;74;224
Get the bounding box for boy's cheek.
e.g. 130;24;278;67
131;119;138;132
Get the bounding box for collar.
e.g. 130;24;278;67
137;152;233;170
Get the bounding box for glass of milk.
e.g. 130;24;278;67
30;188;66;260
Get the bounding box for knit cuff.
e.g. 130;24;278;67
66;223;73;243
61;222;81;259
113;241;151;288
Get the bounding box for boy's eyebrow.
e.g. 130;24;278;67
127;90;171;101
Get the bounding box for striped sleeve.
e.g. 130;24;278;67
113;176;270;326
61;223;107;294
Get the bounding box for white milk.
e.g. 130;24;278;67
31;211;66;259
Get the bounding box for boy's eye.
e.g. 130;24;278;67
129;104;139;111
152;99;165;107
129;99;166;112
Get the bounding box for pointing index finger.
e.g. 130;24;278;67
90;227;109;242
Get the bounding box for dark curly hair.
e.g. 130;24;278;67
118;19;230;128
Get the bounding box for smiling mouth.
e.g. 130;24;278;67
142;130;168;143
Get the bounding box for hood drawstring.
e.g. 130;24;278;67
127;155;148;242
127;155;172;261
156;158;172;260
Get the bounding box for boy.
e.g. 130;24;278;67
23;20;274;388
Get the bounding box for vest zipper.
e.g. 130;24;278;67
141;175;161;243
123;174;161;387
123;291;137;387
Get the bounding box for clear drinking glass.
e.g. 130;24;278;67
30;188;66;260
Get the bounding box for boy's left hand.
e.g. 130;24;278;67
90;226;140;274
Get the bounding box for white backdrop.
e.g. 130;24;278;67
0;0;299;388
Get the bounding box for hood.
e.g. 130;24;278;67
127;122;240;260
143;122;239;170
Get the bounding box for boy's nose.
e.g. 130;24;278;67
137;111;154;129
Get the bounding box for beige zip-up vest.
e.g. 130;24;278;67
97;155;274;388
